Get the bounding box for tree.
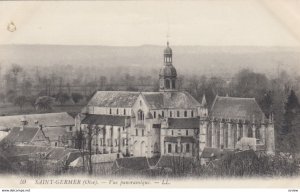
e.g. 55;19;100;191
71;93;83;104
35;96;55;112
56;92;70;105
14;95;27;111
282;90;299;135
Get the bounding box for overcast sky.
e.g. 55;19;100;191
0;0;300;46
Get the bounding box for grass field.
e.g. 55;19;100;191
0;102;85;116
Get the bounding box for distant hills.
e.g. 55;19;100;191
0;44;300;78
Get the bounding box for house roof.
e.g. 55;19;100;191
168;118;199;129
87;91;140;108
2;145;80;163
1;127;40;144
155;155;195;170
69;153;118;167
200;147;222;158
115;157;150;171
210;96;265;121
43;127;72;141
142;91;201;109
164;136;195;143
81;114;129;127
0;112;75;129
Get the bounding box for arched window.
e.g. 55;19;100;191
184;111;187;117
191;110;194;117
165;79;170;89
153;111;156;118
124;109;126;115
186;130;188;136
170;111;172;117
109;108;112;115
177;111;180;117
137;110;144;121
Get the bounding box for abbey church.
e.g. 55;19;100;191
80;42;275;158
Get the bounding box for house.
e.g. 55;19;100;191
43;126;74;148
0;126;50;146
112;156;150;175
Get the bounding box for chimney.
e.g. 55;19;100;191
20;116;27;131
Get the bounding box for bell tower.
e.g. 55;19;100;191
159;41;177;92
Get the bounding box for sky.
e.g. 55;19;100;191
0;0;300;46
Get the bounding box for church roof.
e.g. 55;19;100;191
159;65;177;77
81;114;129;127
210;96;265;121
87;91;140;108
142;91;201;109
168;118;199;129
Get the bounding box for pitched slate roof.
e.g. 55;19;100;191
142;91;201;109
1;127;40;144
164;136;195;143
81;114;128;126
200;147;221;158
168;118;199;129
43;127;72;141
115;157;150;171
210;96;265;121
155;155;195;170
69;153;118;167
0;112;75;129
87;91;140;108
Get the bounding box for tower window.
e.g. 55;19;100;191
162;111;164;118
165;79;170;89
184;111;187;117
142;129;144;136
136;129;138;136
177;111;180;117
172;80;176;89
170;111;172;117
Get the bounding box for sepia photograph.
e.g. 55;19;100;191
0;0;300;190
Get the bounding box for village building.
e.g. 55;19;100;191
79;42;275;160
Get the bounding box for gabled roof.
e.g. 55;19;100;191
168;118;199;129
81;114;129;127
1;127;40;144
43;127;72;141
142;91;201;109
69;153;118;167
87;91;140;108
210;96;265;121
155;155;195;170
0;112;75;129
201;147;221;158
115;157;150;171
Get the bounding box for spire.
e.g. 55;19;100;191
201;94;207;106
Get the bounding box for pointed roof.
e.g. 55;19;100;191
201;94;207;106
210;96;265;121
